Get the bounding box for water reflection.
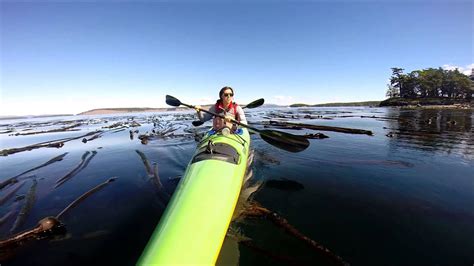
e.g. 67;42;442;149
385;108;474;158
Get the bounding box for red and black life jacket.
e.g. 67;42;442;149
212;101;240;131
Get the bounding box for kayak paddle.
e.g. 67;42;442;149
191;98;264;127
166;95;309;153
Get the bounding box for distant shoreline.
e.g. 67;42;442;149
77;107;192;115
2;99;472;120
290;101;381;107
379;97;473;109
0;114;73;121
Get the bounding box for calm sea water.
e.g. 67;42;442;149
0;107;473;266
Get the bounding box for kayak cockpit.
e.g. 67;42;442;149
192;142;240;165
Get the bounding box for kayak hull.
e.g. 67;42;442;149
138;129;250;265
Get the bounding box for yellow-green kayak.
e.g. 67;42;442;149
138;128;250;265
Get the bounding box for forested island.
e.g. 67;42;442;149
380;67;473;107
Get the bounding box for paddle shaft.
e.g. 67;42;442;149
189;103;261;133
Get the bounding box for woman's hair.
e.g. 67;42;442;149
219;86;234;98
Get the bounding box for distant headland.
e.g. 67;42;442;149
78;107;188;115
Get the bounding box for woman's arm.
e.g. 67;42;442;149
196;105;214;122
236;106;247;125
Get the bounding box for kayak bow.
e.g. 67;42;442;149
138;128;251;265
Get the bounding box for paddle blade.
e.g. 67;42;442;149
165;95;181;107
192;120;204;127
260;129;310;153
244;98;264;109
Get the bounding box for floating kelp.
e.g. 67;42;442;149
0;203;19;227
303;133;329;139
0;216;65;260
0;142;64;157
54;151;98;188
0;176;118;259
129;121;141;127
135;150;170;202
338;159;415;168
83;127;126;143
136;150;153;177
152;163;164;191
110;128;127;133
227;156;349;266
262;121;373;135
0;131;99;156
241;202;349;266
54;151;89;186
138;123;191;144
0;153;68;190
302;114;333;120
102;122;124;129
10;180;38;234
12;123;82;136
359;115;401;121
85;132;103;142
56;177;117;219
0;130;14;134
139;135;149;144
102;120;140;129
0;178;116;260
82;230;109;239
0;181;26;206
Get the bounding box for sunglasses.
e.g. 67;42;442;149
223;93;234;97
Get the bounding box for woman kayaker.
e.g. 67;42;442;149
195;86;247;133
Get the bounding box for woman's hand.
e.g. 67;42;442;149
194;105;202;112
224;115;233;123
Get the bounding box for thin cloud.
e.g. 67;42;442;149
273;95;295;105
442;64;473;75
197;97;213;105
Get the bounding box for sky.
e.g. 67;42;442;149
0;0;472;116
